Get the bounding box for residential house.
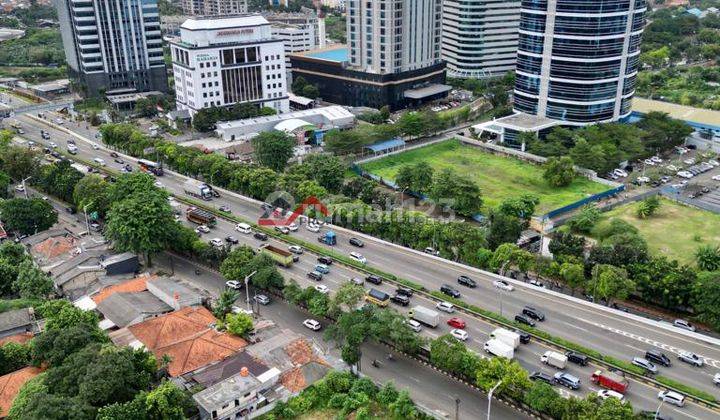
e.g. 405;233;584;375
193;367;282;420
96;291;173;329
0;308;35;339
146;277;204;310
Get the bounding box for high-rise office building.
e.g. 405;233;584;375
55;0;168;96
441;0;520;78
170;16;289;118
181;0;247;16
347;0;442;74
513;0;646;124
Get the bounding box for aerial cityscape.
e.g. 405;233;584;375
1;0;720;419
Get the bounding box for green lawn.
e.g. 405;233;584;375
596;198;720;264
360;139;608;214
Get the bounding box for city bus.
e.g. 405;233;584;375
138;159;164;176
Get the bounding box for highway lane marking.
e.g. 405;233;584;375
672;408;700;420
561;321;588;332
578;317;720;369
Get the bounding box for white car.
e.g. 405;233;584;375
666;164;679;172
636;176;650;183
678;351;703;367
210;238;223;247
225;280;241;289
613;168;628;177
713;373;720;386
349;277;364;285
154;181;163;188
643;159;656;166
287;222;299;232
303;319;322;331
651;156;663;163
14;184;24;192
349;252;367;264
92;143;100;150
314;284;330;294
657;390;685;407
676;147;689;155
713;175;720;181
684;158;696;165
231;305;253;315
436;301;455;313
288;245;303;254
677;171;694;179
493;280;514;291
597;390;624;401
451;329;468;341
406;319;422;333
708;160;719;167
306;223;320;233
673;319;696;332
54;118;64;124
93;157;106;166
49;142;58;148
195;225;210;234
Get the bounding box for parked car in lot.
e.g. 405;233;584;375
457;275;476;287
493;280;514;291
226;280;241;290
632;357;658;373
303;319;321;331
522;306;545;321
349;237;364;247
440;284;461;298
554;372;581;390
529;372;554;385
657;390;685;407
254;294;270;305
678;351;703;367
677;171;694;179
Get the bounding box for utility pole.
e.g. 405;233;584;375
487;380;502;420
21;176;31;199
454;397;460;420
243;271;257;312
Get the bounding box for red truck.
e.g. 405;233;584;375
591;370;629;393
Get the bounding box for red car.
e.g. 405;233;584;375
447;317;466;329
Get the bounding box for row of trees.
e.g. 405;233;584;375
4;299;193;419
524;112;693;176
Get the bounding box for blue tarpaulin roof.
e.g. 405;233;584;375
365;138;406;153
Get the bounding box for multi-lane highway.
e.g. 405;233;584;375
11;111;720;418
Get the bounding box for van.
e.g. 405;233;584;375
554;372;581;390
565;351;589;366
645;349;672;367
235;223;252;234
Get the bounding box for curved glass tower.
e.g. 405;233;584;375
513;0;646;124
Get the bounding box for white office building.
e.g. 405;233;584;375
181;0;247;16
170;16;290;118
54;0;167;96
347;0;443;74
271;23;318;75
441;0;520;78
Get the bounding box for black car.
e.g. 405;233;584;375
514;314;535;327
65;207;77;214
396;287;413;297
565;351;589;366
253;232;268;241
645;349;672;367
110;152;118;158
529;372;553;385
225;236;239;244
522;306;545;321
366;274;382;285
390;294;410;306
440;284;461;298
457;275;477;288
317;256;333;265
349;237;364;247
114;158;124;164
515;329;531;344
50;151;61;158
307;271;323;281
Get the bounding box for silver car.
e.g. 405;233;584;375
254;294;270;305
632;357;658;373
673;319;696;332
678;351;704;367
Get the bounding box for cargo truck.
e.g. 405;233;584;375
408;305;439;328
591;370;629;394
541;351;568;369
184;179;213;200
365;288;390;307
317;230;337;245
258;244;294;267
484;339;514;359
186;207;217;227
490;328;521;349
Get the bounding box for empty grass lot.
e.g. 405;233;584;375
596;198;720;264
360;139;608;214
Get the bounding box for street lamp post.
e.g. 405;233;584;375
498;260;510;317
486;380;502;420
654;398;665;420
83;203;91;235
454;397;461;420
244;270;257;312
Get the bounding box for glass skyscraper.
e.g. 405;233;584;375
513;0;646;124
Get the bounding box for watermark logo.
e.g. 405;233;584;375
258;194;329;226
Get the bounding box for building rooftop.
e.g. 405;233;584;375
193;371;262;412
403;84;452;99
127;306;247;376
184;351;270;389
0;367;42;416
298;45;348;63
30;79;70;93
180;15;269;31
0;308;34;335
147;277;204;309
96;291;173;328
92;273;156;305
0;332;33;346
632;97;720;129
106;91;164;105
215;106;353;130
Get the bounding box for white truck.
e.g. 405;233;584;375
183;179;213;200
484;339;514;359
409;305;440;328
490;328;521;349
541;351;568;369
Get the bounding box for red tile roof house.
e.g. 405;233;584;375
114;306;247;377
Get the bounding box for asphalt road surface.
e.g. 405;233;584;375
11;111;720;419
